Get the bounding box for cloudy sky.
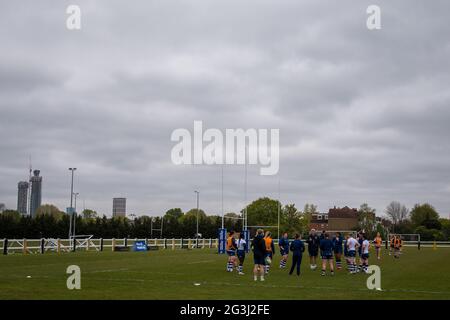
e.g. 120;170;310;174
1;0;450;218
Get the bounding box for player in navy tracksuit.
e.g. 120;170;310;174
251;229;267;281
320;233;335;276
357;232;364;272
332;232;343;270
236;233;247;275
307;229;320;270
343;234;350;271
278;232;290;269
289;234;305;276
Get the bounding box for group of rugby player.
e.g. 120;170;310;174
225;229;392;281
389;234;403;258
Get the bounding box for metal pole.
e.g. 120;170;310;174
277;177;280;239
244;145;248;231
3;239;8;255
73;192;79;238
221;164;224;229
195;191;200;247
68;168;76;239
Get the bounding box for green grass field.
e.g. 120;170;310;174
0;247;449;300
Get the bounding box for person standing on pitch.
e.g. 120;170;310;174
307;229;320;270
332;232;343;270
279;232;290;269
361;234;370;273
263;231;275;274
373;232;383;260
346;233;359;274
226;231;237;272
236;232;247;275
357;231;364;272
343;234;350;271
251;229;267;281
289;233;305;276
319;233;335;276
394;235;402;259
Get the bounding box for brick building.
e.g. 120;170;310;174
309;206;362;231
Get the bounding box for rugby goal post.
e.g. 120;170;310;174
387;233;421;250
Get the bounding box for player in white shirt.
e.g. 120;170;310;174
236;233;247;275
361;235;370;273
346;234;359;274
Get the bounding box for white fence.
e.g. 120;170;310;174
0;237;219;255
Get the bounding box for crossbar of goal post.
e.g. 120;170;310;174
387;233;421;250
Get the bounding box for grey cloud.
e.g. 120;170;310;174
1;0;450;217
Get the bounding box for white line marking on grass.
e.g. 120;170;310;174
85;268;129;274
187;260;215;265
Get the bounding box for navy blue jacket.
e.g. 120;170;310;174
251;234;266;257
320;238;333;255
358;237;364;254
332;236;343;253
279;237;289;253
307;235;320;250
290;239;305;256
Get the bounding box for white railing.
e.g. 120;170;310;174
0;238;219;254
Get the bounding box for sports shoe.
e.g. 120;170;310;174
260;277;265;281
238;272;245;275
254;276;258;281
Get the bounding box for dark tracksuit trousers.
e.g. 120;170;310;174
289;239;305;275
289;254;302;275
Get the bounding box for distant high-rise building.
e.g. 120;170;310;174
0;203;6;213
17;181;29;215
30;170;42;218
112;198;126;218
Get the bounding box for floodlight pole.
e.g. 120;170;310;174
195;191;200;244
68;168;77;239
221;164;224;229
277;177;280;239
244;145;248;231
73;192;79;238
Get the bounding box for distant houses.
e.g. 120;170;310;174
309;206;375;231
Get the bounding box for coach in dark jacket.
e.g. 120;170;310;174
289;234;305;276
251;229;267;281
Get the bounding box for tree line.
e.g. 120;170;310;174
0;198;449;241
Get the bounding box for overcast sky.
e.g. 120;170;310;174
1;0;450;218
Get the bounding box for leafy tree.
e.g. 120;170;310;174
395;220;414;234
165;208;184;219
440;218;450;240
243;197;280;233
281;203;308;235
82;209;98;220
0;210;21;222
35;204;64;221
414;226;446;241
410;203;440;228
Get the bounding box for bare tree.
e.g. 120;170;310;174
385;201;409;227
